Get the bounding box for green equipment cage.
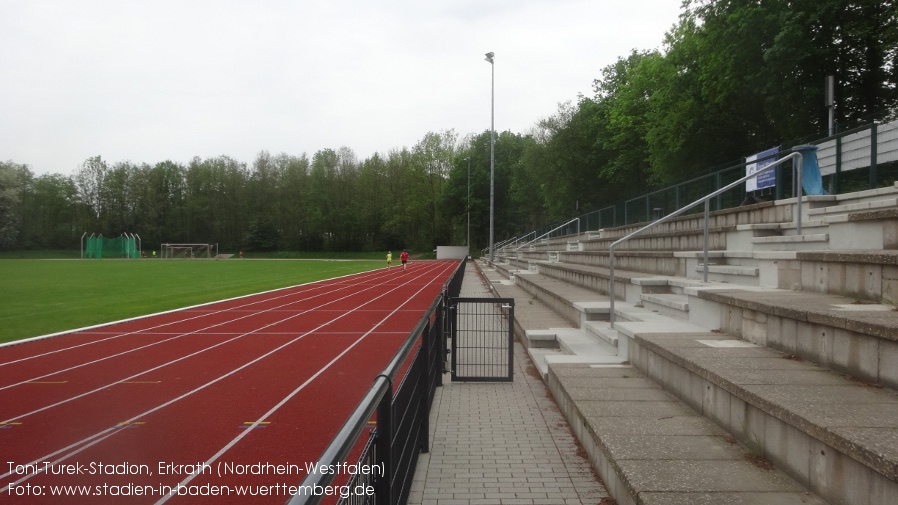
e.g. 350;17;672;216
82;233;141;259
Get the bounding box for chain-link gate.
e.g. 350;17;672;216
448;297;515;382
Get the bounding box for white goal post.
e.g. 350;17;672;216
161;243;213;259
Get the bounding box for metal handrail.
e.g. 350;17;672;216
609;151;804;328
484;234;519;258
495;234;524;252
509;231;536;248
514;218;580;251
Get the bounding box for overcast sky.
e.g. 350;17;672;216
2;0;684;176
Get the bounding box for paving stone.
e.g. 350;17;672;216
408;262;610;505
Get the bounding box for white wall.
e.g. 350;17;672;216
817;120;898;176
436;246;469;260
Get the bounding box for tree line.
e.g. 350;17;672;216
2;0;895;254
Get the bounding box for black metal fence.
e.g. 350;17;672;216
449;297;515;382
287;259;466;505
518;121;898;239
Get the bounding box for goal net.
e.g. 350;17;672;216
161;243;213;259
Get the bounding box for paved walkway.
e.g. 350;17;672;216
407;262;609;505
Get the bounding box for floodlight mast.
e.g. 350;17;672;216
484;51;495;262
465;156;471;251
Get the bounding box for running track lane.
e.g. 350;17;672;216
0;260;459;504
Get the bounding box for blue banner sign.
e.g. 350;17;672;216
746;146;779;191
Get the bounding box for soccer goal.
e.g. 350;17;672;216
161;243;213;259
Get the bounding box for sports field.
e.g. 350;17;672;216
0;259;381;344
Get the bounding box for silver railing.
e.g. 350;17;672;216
513;218;579;251
483;234;526;260
609;151;804;328
512;218;579;263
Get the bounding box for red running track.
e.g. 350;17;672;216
0;260;459;504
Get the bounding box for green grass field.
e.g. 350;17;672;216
0;258;381;344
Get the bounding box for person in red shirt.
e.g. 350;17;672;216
400;249;409;271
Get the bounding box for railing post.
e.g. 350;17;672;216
419;320;432;453
609;247;616;329
375;384;393;505
788;150;805;234
870;123;878;189
775;161;784;200
439;296;448;384
702;200;710;283
505;303;515;379
835;133;843;194
714;171;722;210
797;153;804;234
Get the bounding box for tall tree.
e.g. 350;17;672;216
358;153;390;249
592;52;656;190
412;130;458;247
0;161;27;249
22;173;79;249
273;153;311;250
74;156;108;223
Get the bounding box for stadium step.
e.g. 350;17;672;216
626;326;898;504
477;264;626;379
484;255;898;503
548;363;830;505
481;181;898;504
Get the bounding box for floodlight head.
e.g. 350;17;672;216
484;52;494;63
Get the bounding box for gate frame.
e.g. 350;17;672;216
449;297;515;382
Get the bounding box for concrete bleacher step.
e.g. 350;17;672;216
807;196;898;216
553;328;610;355
548;364;828;505
530;285;898;503
477;260;626;379
510;270;610;328
573;300;612;321
524;327;622;379
691;263;761;286
751;233;830;251
639;293;690;320
805;184;898;212
627;329;898;504
583;320;619;348
695;263;759;277
738;220;831;234
488;265;898;503
485;181;898;504
615;303;688;324
698;288;898;389
527;348;626;379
